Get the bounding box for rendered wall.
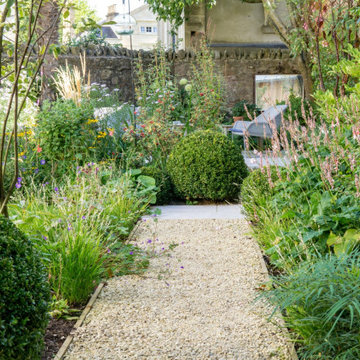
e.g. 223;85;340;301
185;0;285;48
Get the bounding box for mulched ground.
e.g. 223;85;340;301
42;318;76;360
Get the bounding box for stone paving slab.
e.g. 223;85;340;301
147;205;245;220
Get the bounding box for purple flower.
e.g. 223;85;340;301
15;182;21;189
22;155;27;160
67;224;72;231
180;266;184;269
54;187;59;193
34;169;39;174
129;251;134;255
42;235;48;240
40;159;45;165
82;215;86;220
147;239;152;244
107;248;111;254
17;177;22;183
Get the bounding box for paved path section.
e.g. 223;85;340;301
147;205;245;220
65;213;294;359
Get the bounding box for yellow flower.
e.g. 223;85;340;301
18;132;25;137
87;119;99;124
18;151;25;157
97;131;106;139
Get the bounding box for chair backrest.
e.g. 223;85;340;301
247;105;288;138
256;105;288;125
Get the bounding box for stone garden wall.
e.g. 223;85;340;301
57;46;301;106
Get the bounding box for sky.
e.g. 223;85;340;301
87;0;145;20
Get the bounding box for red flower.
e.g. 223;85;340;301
123;127;128;131
36;145;42;153
200;93;204;96
140;124;146;128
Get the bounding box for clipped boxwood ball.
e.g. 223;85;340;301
0;216;50;360
241;167;278;224
167;130;248;200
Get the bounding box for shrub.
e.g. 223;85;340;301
36;99;94;163
167;130;248;200
241;167;278;224
0;216;50;360
265;253;360;359
140;166;174;205
232;100;260;119
285;93;317;126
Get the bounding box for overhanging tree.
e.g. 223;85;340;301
145;0;360;98
0;0;67;216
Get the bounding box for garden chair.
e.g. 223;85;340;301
230;105;288;140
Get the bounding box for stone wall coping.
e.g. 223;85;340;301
61;45;291;60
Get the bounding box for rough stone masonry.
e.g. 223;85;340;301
56;45;301;106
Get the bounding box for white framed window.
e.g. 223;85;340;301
140;26;145;33
153;26;157;33
255;75;304;110
146;26;152;33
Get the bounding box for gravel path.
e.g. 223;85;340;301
65;219;294;360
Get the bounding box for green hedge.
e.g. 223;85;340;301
167;130;248;201
0;216;50;360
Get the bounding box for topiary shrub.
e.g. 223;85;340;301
167;130;248;201
0;216;50;360
241;167;278;224
140;166;174;205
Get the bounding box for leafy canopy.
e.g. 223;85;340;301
145;0;216;29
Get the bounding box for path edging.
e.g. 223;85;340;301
53;282;105;360
253;238;299;360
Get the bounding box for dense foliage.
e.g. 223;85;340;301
141;166;174;205
266;253;360;359
167;130;248;200
232;101;260;119
0;216;50;360
243;47;360;358
241;167;277;225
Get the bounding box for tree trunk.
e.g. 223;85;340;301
262;0;314;99
38;0;60;102
297;52;314;99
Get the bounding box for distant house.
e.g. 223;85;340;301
101;4;184;51
183;0;288;50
